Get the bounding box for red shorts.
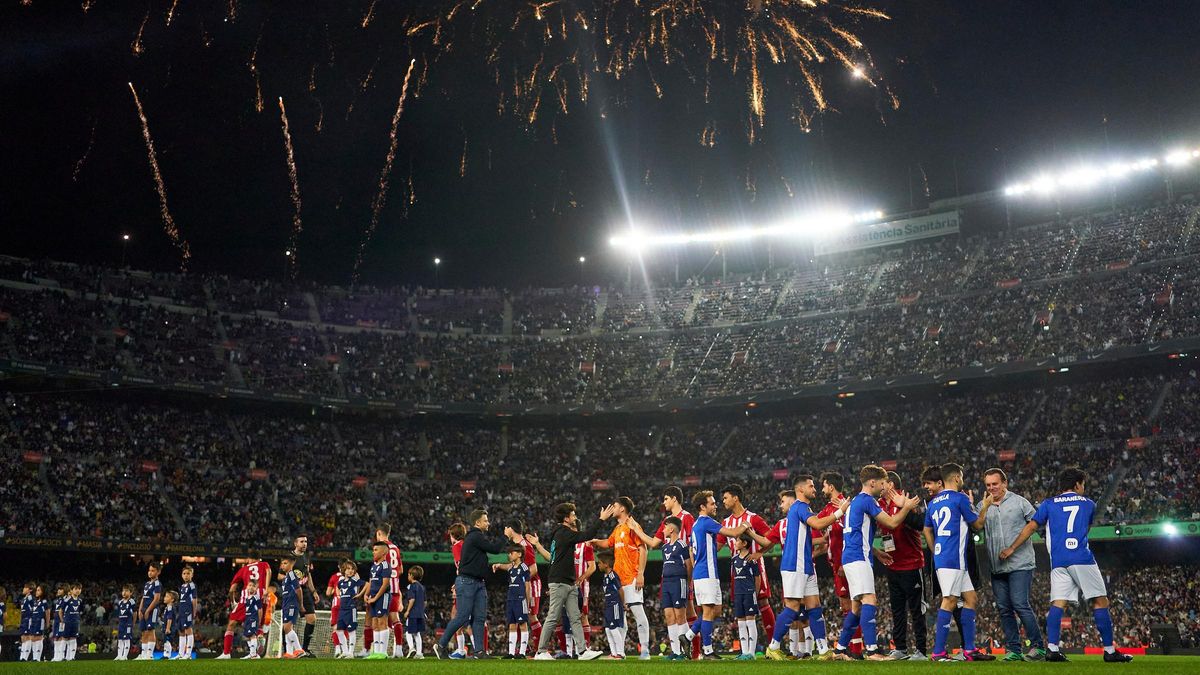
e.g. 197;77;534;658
330;604;340;623
579;581;589;615
387;594;402;614
831;565;849;599
230;601;247;622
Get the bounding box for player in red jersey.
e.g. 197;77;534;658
325;567;344;657
372;524;405;658
628;485;700;659
815;471;861;656
217;559;271;659
718;484;776;647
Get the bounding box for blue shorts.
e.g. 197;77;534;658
406;617;426;634
27;619;45;636
139;608;159;632
370;592;390;618
336;608;357;632
282;604;299;624
19;617;31;634
63;621;80;638
732;594;758;618
177;609;194;630
505;601;528;625
603;603;624;630
52;621;63;638
118;621;134;640
243;620;260;639
661;577;689;609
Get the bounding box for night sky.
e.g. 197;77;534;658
3;1;1199;288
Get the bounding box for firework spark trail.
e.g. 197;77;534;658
352;59;416;282
249;28;264;112
459;137;468;177
165;0;180;25
278;97;303;278
131;11;148;55
127;82;191;269
72;120;96;182
361;0;378;28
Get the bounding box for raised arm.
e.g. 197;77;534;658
970;494;994;532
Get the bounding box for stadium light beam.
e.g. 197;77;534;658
1005;145;1198;198
607;209;877;254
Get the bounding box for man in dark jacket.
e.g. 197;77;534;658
434;509;512;659
880;472;929;660
531;501;617;660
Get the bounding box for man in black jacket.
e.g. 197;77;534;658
434;509;513;659
531;501;617;660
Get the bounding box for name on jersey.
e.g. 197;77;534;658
1052;494;1088;504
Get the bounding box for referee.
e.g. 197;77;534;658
291;534;322;658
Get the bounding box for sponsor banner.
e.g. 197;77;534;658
1126;437;1150;450
772;469;789;481
814;211;960;255
881;459;898;471
998;449;1017;462
459;480;477;491
591;479;611;491
683;475;701;487
139;460;160;473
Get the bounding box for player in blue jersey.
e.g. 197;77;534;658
836;465;920;661
731;534;762;660
658;516;693;660
761;475;847;661
404;566;427;658
681;490;749;659
176;566;198;660
278;555;308;658
113;584;136;660
161;591;178;659
1001;466;1133;663
597;551;626;658
18;582;35;661
492;545;532;658
136;562;163;660
241;580;264;659
333;559;364;659
60;583;82;661
365;541;393;659
922;463;996;662
24;584;47;662
49;584;66;661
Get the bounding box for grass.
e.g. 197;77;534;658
6;655;1199;674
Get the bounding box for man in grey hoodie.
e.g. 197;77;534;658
978;468;1045;661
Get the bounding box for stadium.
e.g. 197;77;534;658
2;1;1200;673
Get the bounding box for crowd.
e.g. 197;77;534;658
2;363;1197;551
1;202;1199;408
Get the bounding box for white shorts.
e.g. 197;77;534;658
781;571;820;599
693;578;721;606
1050;564;1107;602
842;560;875;599
621;583;644;605
936;568;974;597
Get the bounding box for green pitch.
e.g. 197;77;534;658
6;655;1199;674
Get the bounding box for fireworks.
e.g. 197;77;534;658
127;82;191;270
278;97;303;279
131;11;148;56
72;120;96;182
353;58;417;282
403;0;889;140
165;0;180;26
